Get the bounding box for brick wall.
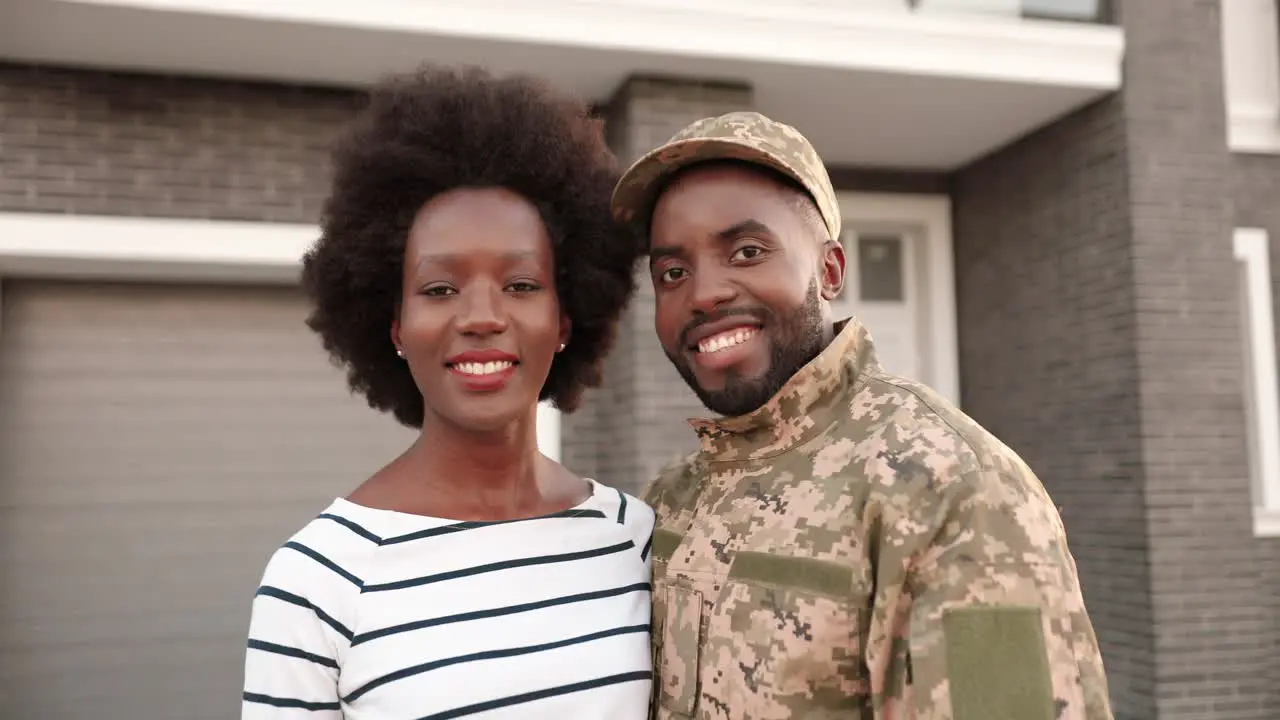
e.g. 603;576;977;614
1231;152;1280;715
953;2;1275;718
1121;2;1270;717
0;63;360;222
951;92;1153;718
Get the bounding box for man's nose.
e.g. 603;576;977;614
689;267;737;314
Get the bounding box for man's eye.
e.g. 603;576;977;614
732;246;764;261
660;267;686;283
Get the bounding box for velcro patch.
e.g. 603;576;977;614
942;605;1054;720
650;528;684;562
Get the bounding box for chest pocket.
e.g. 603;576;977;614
650;528;703;719
706;551;870;716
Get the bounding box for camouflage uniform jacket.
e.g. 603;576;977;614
643;318;1113;720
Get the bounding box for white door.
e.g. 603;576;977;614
832;193;958;403
832;226;923;382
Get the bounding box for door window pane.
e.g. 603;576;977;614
857;234;905;302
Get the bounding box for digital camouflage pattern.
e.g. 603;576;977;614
610;111;842;243
643;318;1114;720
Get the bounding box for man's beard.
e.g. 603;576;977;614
666;279;827;418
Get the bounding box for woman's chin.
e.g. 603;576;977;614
432;399;537;437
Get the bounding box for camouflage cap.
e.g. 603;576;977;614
610;111;841;242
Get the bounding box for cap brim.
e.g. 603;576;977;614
610;136;811;235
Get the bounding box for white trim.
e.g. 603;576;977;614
0;212;315;284
536;404;562;463
1232;227;1280;538
1228;105;1280;155
1220;0;1280;155
1257;508;1280;537
836;193;959;406
0;212;562;460
52;0;1124;90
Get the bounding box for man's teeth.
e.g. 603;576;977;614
455;361;514;376
697;328;757;354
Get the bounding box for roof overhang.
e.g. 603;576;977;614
0;0;1125;169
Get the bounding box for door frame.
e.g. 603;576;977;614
835;192;959;405
0;212;564;459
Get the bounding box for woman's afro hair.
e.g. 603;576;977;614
300;65;643;428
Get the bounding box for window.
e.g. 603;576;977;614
1233;227;1280;537
1220;0;1280;153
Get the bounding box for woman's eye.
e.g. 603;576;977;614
508;282;540;293
422;285;456;297
660;267;686;283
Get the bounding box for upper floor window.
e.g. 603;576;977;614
1221;0;1280;153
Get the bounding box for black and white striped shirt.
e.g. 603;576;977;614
242;479;655;719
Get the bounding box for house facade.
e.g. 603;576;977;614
0;0;1275;718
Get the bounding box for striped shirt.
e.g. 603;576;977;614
242;479;655;720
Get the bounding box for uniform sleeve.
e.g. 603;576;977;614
867;468;1111;720
617;488;658;575
241;541;359;719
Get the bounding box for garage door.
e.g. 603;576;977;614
0;280;417;719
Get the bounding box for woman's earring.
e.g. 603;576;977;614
396;348;405;359
557;343;566;353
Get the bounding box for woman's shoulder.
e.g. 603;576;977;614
585;478;656;541
253;498;392;596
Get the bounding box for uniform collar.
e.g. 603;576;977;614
687;317;879;462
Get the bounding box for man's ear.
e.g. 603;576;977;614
819;239;846;301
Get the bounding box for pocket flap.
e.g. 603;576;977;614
658;584;703;716
728;551;854;597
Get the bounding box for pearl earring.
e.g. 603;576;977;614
557;343;566;352
396;348;405;359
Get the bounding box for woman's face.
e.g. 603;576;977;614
392;187;568;433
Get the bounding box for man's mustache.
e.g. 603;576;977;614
679;308;768;349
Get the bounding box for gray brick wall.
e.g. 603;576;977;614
0;63;360;221
1120;2;1269;717
951;91;1152;718
1231;152;1280;716
953;1;1274;718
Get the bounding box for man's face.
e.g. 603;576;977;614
647;163;845;417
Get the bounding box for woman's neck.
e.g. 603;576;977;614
405;408;553;518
